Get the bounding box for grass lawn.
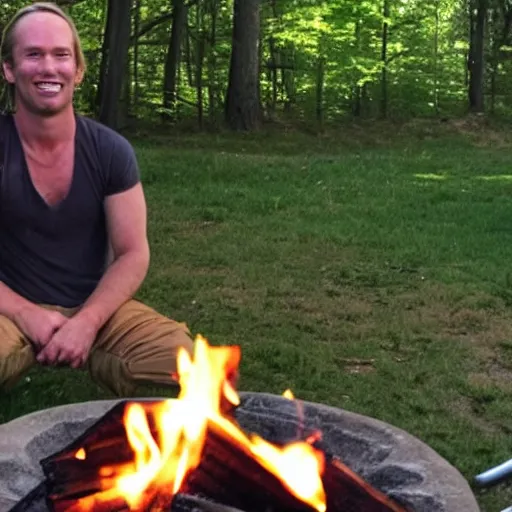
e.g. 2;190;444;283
1;118;512;510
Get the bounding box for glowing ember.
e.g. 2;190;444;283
71;335;327;512
283;389;295;400
74;448;86;461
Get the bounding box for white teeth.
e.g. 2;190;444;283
37;83;61;92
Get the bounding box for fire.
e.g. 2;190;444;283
72;335;327;512
283;388;295;400
74;448;86;461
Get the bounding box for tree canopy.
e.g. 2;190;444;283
0;0;508;130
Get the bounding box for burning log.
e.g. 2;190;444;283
42;405;315;511
15;336;411;512
9;482;248;512
41;402;145;499
180;421;318;512
38;402;408;512
323;458;406;512
184;421;407;512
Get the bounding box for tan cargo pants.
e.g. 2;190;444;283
0;299;194;397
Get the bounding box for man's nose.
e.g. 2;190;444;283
38;54;58;74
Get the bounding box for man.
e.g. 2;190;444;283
0;3;194;396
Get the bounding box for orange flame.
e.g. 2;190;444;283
72;335;327;512
283;389;295;400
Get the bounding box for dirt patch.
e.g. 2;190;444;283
152;263;229;279
265;279;512;355
276;291;377;331
445;312;512;349
285;293;373;317
447;115;512;148
444;308;490;335
468;350;512;393
452;396;504;435
336;297;374;322
335;357;377;375
468;370;512;393
388;283;512;347
217;284;267;310
369;283;512;395
149;220;224;244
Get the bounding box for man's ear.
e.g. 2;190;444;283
74;66;84;87
2;61;14;84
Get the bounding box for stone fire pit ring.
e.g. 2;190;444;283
0;392;480;512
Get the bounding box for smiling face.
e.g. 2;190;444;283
2;11;84;117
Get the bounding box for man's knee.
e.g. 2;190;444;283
96;300;191;346
0;317;35;391
89;300;195;395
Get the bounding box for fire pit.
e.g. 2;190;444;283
0;338;480;512
0;393;479;512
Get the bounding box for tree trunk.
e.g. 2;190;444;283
95;0;111;116
196;7;206;129
225;0;262;131
269;36;278;112
133;0;141;107
468;0;487;112
489;3;512;113
270;0;293;114
163;0;188;121
207;0;218;121
433;0;440;115
97;0;132;129
352;20;362;117
380;0;390;118
185;23;194;87
316;54;325;124
282;45;296;112
122;43;132;121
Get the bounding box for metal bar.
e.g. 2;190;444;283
475;458;512;487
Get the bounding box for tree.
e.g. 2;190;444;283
225;0;262;131
163;0;188;121
380;0;391;118
468;0;487;112
97;0;132;129
488;0;512;112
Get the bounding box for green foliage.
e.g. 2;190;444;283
0;1;511;124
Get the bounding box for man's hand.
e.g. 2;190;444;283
13;305;69;352
36;315;99;369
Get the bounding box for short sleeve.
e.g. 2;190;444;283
103;132;141;196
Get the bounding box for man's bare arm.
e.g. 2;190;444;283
0;281;36;321
73;182;150;331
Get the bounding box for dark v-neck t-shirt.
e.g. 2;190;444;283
0;114;140;308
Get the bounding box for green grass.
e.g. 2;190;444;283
2;121;512;510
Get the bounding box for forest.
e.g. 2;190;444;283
0;0;505;132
